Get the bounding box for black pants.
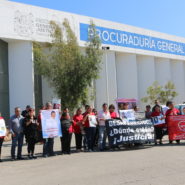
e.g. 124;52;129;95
43;138;54;156
75;133;82;150
0;138;3;155
60;132;72;153
27;139;36;154
84;127;96;150
155;127;163;140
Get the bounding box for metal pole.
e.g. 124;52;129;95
105;50;109;105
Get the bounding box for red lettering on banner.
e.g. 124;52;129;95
168;115;185;140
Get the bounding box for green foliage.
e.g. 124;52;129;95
141;81;178;105
33;19;102;111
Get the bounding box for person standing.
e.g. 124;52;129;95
98;103;111;151
151;105;165;145
109;104;119;119
9;107;24;160
0;113;6;162
145;105;152;119
165;101;180;144
83;105;97;152
73;108;83;152
61;112;73;154
152;100;163;113
21;105;31;117
42;102;56;157
23;108;39;159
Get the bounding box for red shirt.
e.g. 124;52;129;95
165;108;180;125
110;112;118;119
73;114;83;134
83;112;95;128
165;108;180;117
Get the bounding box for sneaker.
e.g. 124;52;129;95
11;157;16;161
49;153;57;157
17;157;24;160
43;154;48;158
32;155;37;159
28;155;33;160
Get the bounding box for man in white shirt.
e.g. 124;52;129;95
98;103;111;151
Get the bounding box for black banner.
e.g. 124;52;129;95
105;119;155;146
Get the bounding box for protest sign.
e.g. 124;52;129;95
0;118;6;137
151;115;165;126
88;115;97;127
168;115;185;140
180;105;185;115
105;119;154;146
41;109;62;138
119;109;135;121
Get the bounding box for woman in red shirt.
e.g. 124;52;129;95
109;104;119;119
165;101;180;144
73;108;83;152
82;105;97;151
151;105;165;145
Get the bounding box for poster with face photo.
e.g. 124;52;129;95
119;110;135;121
180;105;185;115
88;115;97;127
41;109;62;138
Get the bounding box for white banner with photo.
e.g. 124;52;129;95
41;109;62;138
119;109;135;121
88;115;97;127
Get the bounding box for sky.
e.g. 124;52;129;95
9;0;185;38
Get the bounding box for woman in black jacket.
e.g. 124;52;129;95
60;112;73;154
23;108;39;159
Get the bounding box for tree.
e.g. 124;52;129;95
33;19;102;111
141;81;178;105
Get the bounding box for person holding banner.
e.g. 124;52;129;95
42;102;56;157
98;103;111;151
151;105;165;145
109;104;119;119
165;101;180;144
83;105;97;152
73;108;83;152
0;113;6;162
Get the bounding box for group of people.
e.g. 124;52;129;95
0;102;119;162
145;100;182;145
0;99;184;162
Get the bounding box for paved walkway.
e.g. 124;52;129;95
1;136;185;185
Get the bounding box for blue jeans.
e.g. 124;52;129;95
98;126;107;150
11;133;24;158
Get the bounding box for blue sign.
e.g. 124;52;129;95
80;23;185;56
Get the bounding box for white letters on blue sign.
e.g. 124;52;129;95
80;23;185;56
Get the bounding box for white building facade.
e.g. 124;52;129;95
0;1;185;118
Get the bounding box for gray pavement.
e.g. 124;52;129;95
1;136;185;185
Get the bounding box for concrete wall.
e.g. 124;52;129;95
95;51;117;110
8;40;34;115
116;53;138;99
171;60;185;104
